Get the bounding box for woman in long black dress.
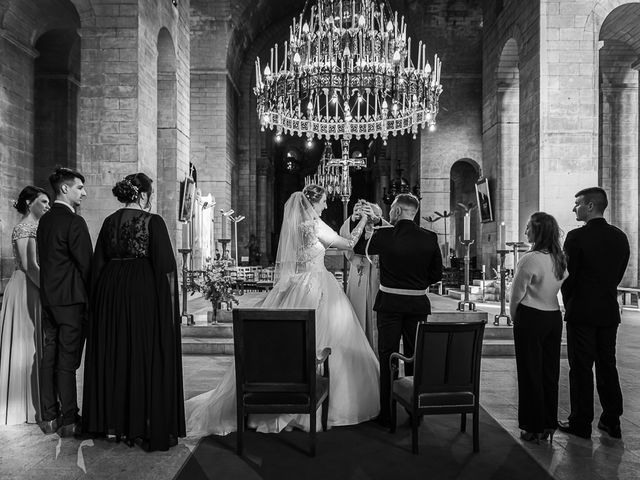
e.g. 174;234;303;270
82;173;185;451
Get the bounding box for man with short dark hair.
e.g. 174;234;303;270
37;167;93;437
354;193;443;427
558;187;629;439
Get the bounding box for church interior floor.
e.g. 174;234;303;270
1;294;639;479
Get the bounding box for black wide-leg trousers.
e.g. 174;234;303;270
40;304;86;426
513;304;562;433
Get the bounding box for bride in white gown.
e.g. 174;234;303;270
185;184;380;436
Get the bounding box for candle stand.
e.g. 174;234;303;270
494;249;512;326
506;241;528;270
457;238;476;312
217;239;231;262
178;248;194;326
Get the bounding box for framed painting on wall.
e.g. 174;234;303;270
475;177;494;223
179;176;196;222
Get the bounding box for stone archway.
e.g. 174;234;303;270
450;159;480;261
598;3;640;285
34;28;81;191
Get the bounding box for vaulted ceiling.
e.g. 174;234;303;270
226;0;483;80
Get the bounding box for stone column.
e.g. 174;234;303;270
601;80;639;285
256;157;270;266
497;83;520;268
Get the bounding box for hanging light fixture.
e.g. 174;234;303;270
254;0;443;163
304;141;347;200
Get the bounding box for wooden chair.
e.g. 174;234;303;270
390;320;486;454
243;271;257;292
257;268;274;291
233;308;331;457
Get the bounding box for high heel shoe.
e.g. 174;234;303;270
520;431;541;444
541;428;556;443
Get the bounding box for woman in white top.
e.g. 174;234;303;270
510;212;567;443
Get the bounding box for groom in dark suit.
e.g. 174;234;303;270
558;187;629;439
37;167;93;436
355;194;443;426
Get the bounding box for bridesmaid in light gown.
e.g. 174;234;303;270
0;186;50;424
185;184;380;436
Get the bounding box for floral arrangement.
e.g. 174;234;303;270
187;261;239;308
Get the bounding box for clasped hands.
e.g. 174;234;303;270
351;200;380;224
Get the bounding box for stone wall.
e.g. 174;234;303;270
482;0;540;270
0;0;190;287
189;0;235;253
410;1;484;264
540;0;640;284
0;0;80;286
77;0;190;247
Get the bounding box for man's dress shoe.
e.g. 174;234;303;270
597;420;622;439
557;420;591;439
57;418;82;438
38;417;60;435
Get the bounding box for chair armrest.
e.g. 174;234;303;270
316;347;331;364
389;352;414;373
317;347;331;378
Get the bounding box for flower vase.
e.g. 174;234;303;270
207;302;218;324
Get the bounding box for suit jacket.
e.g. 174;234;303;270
561;217;629;326
354;219;443;314
37;203;93;307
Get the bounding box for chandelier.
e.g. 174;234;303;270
304;139;362;201
254;0;443;156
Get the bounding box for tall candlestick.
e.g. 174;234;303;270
222;213;226;239
499;221;506;250
463;212;470;240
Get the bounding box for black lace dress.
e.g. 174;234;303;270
82;209;185;451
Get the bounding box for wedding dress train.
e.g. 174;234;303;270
185;211;380;437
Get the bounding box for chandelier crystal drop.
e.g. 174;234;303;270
253;0;443;146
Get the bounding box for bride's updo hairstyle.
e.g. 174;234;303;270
113;173;153;208
14;186;49;215
302;184;325;204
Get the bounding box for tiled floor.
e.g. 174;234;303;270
1;293;639;479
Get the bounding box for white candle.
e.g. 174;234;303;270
499;222;506;250
463;213;470;240
221;213;226;239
